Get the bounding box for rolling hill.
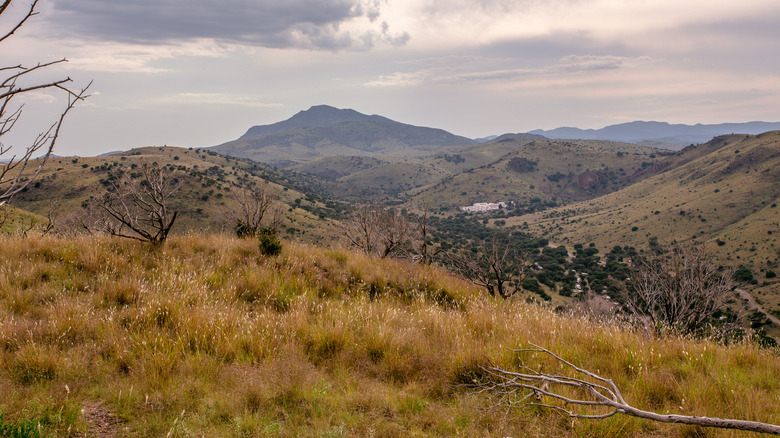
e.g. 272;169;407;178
211;105;475;167
7;147;346;244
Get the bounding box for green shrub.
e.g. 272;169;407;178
258;227;282;256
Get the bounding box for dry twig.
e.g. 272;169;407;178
474;344;780;435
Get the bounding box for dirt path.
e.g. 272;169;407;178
736;288;780;327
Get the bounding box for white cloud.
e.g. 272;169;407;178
365;55;651;87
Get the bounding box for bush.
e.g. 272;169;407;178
734;266;754;283
258;227;282;256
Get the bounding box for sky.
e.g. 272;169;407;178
3;0;780;156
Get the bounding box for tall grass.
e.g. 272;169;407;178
0;234;778;436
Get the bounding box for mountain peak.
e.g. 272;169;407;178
241;105;372;139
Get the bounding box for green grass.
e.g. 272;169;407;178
0;234;779;436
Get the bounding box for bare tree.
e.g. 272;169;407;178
378;207;410;258
473;344;780;435
626;243;735;335
410;201;441;265
98;163;181;244
343;203;382;255
343;203;411;258
447;234;527;299
1;0;90;206
228;185;283;237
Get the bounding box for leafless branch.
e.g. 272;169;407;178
473;344;780;434
342;203;412;258
626;243;736;334
446;234;527;298
98;163;181;244
227;185;282;237
0;0;38;44
1;1;90;205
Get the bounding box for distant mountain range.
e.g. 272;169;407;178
528;121;780;149
212;105;780;165
211;105;475;167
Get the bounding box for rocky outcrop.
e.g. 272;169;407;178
576;170;608;190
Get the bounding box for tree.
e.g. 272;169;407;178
409;201;441;265
626;243;735;335
98;163;181;244
472;344;780;435
228;185;283;238
343;203;411;258
447;233;528;299
1;0;90;206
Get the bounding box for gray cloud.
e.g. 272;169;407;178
47;0;406;51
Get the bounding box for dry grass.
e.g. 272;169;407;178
0;234;779;437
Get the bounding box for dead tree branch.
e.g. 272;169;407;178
0;0;90;206
474;344;780;435
228;185;283;237
626;243;735;334
446;234;527;298
98;163;181;244
343;203;411;258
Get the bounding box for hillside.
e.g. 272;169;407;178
8;147;346;244
530;121;780;149
408;138;664;211
0;234;778;436
509;132;780;316
211;105;475;167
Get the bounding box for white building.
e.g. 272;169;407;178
459;201;511;213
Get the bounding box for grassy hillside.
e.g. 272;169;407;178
0;234;778;437
8;146;345;244
508;132;780;318
0;205;47;234
408;138;663;211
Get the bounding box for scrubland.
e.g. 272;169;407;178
0;235;778;437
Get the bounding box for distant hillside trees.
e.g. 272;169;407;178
0;0;90;206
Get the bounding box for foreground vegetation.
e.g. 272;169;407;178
1;235;779;437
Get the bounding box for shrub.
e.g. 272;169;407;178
734;266;754;283
258;227;282;256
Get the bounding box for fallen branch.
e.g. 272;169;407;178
474;344;780;435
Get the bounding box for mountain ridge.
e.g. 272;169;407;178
528;121;780;148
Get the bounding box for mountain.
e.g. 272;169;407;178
240;105;376;138
211;105;476;167
529;121;780;149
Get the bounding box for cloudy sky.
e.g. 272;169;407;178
4;0;780;156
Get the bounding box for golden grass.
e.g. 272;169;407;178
0;234;779;437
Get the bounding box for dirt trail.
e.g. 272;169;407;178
736;288;780;327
